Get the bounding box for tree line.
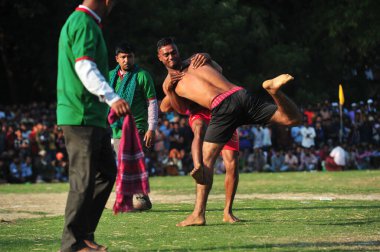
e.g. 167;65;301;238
1;0;379;105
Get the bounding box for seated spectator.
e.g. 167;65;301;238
179;148;192;175
162;148;182;176
168;122;184;151
8;156;33;183
371;146;380;168
154;128;166;155
239;126;253;170
155;149;168;176
214;155;225;174
324;145;347;171
269;150;284;172
246;152;254;172
299;148;318;171
281;150;299;172
52;152;68;182
34;150;55;182
355;144;372;170
159;119;171;149
345;145;358;170
251;147;268;172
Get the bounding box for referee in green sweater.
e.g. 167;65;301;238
57;0;129;251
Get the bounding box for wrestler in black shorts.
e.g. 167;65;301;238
204;89;277;144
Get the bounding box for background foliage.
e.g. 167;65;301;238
1;0;379;105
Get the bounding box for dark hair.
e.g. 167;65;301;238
157;37;175;51
115;42;135;55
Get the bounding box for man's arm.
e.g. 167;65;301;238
162;53;218;114
263;74;302;126
186;53;222;73
160;96;174;113
163;75;189;115
140;70;158;147
75;59;130;116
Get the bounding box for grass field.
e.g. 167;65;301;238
1;170;380;251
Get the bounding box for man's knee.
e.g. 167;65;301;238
202;142;223;165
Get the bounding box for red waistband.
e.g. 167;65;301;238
211;87;243;109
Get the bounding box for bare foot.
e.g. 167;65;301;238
84;240;107;251
223;213;240;223
176;214;206;227
262;74;294;95
190;165;205;184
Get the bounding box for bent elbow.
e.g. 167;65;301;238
286;113;303;126
272;111;302;126
288;114;303;126
160;105;171;113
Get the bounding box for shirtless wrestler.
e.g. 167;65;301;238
157;37;302;226
161;61;241;223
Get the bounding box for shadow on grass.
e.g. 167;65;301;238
314;219;380;226
150;205;380;213
143;240;380;251
236;205;380;211
0;238;60;251
0;208;50;216
2;238;379;251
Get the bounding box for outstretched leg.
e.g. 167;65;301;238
221;150;240;223
262;74;294;94
261;74;302;126
177;141;223;226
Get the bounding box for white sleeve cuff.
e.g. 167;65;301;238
148;99;158;131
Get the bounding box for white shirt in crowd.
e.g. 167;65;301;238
330;146;347;166
251;126;263;149
262;127;272;147
300;126;316;148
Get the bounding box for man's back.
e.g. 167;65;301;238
57;10;109;128
174;64;237;109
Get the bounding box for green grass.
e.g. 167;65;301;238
1;170;379;194
0;170;380;251
1;200;379;251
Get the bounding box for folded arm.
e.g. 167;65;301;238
162;75;189;115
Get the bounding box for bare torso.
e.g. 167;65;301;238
174;64;237;109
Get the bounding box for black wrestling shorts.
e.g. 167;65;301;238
204;89;277;144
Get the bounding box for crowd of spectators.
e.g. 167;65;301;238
1;97;379;184
0;102;68;184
